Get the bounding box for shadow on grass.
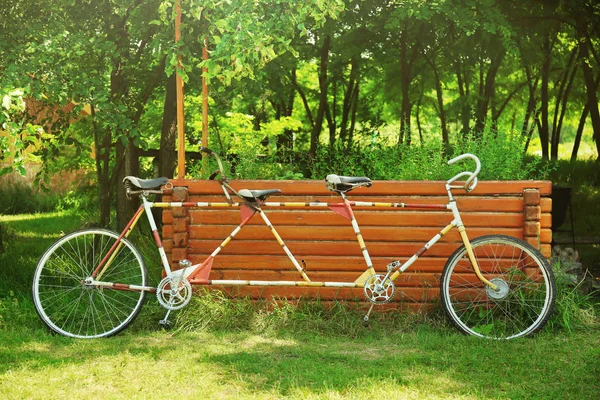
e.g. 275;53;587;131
1;299;599;399
201;328;600;398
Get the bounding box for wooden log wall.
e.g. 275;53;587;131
162;180;552;309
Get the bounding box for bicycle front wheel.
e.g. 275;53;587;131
32;229;147;338
440;235;555;339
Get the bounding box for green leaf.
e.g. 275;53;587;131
0;166;12;176
2;95;10;110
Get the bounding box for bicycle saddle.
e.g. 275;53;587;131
325;174;372;193
123;176;169;190
238;189;282;202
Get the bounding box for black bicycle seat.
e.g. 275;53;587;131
238;189;282;202
123;176;169;190
325;174;372;193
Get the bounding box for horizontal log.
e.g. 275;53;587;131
164;210;552;229
189;240;482;257
175;196;529;214
187;224;527;243
189;255;448;272
187;254;533;273
172;179;552;196
205;270;440;287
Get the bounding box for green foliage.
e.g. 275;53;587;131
0;183;59;215
0;88;45;177
310;131;550;181
189;0;345;85
548;259;599;333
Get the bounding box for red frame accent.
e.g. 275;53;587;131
328;204;352;220
188;257;214;281
91;205;144;278
241;204;255;222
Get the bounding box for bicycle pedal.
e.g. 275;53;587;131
159;319;171;327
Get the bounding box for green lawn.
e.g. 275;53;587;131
1;211;599;399
0;326;598;399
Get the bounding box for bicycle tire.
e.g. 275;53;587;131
440;235;555;339
32;228;147;338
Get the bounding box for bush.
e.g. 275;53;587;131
548;259;599;333
0;182;59;215
310;131;550;181
189;131;550;181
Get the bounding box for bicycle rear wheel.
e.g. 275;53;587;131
440;235;555;339
32;229;147;338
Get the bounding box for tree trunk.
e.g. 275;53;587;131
347;82;359;148
571;105;589;162
416;92;424;146
325;103;336;149
91;103;112;228
473;49;505;136
398;30;412;146
310;32;331;158
539;34;552;159
426;54;449;146
455;59;471;137
276;68;296;154
571;70;599;161
579;34;600;160
550;47;578;159
552;56;578;159
115;140;140;231
159;73;178;178
521;67;539;139
340;57;358;145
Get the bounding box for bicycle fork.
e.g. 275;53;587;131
362;202;499;323
390;202;498;290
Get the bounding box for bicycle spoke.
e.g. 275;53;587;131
33;229;147;338
441;235;555;339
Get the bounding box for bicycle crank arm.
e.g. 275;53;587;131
84;278;156;293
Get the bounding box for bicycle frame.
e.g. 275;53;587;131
90;182;497;293
34;148;558;340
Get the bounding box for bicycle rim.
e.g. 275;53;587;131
32;229;147;338
441;235;555;339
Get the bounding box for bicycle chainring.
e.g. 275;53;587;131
363;274;395;304
156;274;193;310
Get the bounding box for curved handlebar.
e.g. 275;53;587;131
446;153;481;192
199;146;226;181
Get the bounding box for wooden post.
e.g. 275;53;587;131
171;186;189;268
202;36;209;171
523;188;542;250
175;0;186;179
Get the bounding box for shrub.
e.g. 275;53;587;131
0;182;59;215
189;131;549;181
310;131;550;181
548;259;599;333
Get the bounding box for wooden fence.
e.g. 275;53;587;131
162;179;551;309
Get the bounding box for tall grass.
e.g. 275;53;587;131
548;259;600;333
311;132;551;181
0;182;59;214
189;131;552;181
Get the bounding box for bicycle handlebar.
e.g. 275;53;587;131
446;153;481;192
199;146;226;181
